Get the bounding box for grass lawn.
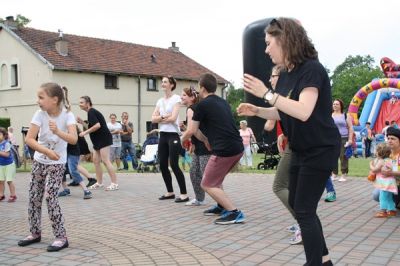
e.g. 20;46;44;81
17;154;371;177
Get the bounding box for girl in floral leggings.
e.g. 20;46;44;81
17;83;77;252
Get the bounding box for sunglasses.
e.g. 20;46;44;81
269;18;282;30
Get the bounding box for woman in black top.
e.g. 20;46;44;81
181;87;211;206
238;18;340;266
78;96;118;191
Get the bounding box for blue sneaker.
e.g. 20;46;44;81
214;210;245;225
58;189;70;197
83;190;92;200
203;205;225;216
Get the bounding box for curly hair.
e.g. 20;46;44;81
265;18;318;69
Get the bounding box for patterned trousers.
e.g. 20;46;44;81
189;154;211;202
28;161;66;238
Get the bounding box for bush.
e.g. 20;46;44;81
0;117;10;129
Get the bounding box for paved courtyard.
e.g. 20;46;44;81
1;172;400;265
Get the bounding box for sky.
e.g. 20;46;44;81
2;0;400;86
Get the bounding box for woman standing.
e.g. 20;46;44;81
77;96;118;191
151;76;188;202
181;87;211;206
238;17;339;265
238;120;257;168
332;99;353;181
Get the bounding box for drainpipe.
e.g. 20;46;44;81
137;76;141;143
221;82;229;99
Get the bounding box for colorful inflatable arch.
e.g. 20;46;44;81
381;57;400;78
348;78;400;125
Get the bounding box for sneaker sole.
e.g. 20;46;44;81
204;213;221;216
214;218;246;225
289;240;303;245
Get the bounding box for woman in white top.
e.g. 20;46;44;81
151;76;188;202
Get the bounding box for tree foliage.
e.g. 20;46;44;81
331;55;384;110
0;14;31;27
226;83;244;126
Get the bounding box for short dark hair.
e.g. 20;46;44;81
366;122;371;125
199;73;217;93
0;127;8;140
385;121;390;126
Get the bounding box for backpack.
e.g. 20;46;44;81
10;144;21;168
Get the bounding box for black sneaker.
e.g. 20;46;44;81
86;178;97;188
67;181;79;187
214;210;245;225
203;205;224;216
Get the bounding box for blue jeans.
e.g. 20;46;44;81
121;141;138;169
68;154;83;183
325;177;335;193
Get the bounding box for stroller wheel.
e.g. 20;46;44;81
257;163;265;170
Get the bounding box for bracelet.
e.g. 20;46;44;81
262;89;269;99
270;93;280;106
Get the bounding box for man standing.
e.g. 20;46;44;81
182;73;245;225
120;112;138;170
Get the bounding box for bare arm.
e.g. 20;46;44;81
264;120;276;132
80;122;101;137
243;73;318;122
237;103;280;120
346;115;354;143
151;106;163;123
162;103;180;123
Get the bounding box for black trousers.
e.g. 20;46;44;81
289;163;330;266
158;132;187;194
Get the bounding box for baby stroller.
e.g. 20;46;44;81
257;140;281;170
136;143;160;173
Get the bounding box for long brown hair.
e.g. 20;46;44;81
265;18;318;69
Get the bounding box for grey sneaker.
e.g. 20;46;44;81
58;189;70;197
83;190;92;199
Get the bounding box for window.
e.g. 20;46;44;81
147;77;157;91
105;74;118;89
11;64;18;87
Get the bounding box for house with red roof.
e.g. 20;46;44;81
0;16;228;145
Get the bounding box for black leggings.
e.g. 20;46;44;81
158;132;187;194
289;163;330;266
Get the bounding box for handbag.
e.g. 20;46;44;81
251;143;259;153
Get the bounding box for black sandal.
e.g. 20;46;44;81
47;239;69;252
18;235;41;247
159;194;175;200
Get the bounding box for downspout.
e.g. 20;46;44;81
221;82;229;99
137;76;141;143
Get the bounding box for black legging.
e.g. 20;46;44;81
158;132;187;194
289;162;330;266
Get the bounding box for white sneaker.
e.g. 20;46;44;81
289;229;303;245
286;223;299;233
185;198;205;206
338;176;347;182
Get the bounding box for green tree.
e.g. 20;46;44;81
226;83;244;126
331;55;384;110
0;14;31;27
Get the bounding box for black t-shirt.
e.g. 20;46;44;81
78;135;90;155
87;108;112;149
192;95;243;157
67;142;80;156
188;104;211;156
277;59;340;170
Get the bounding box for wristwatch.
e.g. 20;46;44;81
263;89;274;102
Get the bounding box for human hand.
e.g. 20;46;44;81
204;139;212;151
46;149;60;161
277;134;287;154
49;120;59;134
79;131;86;137
243;73;269;98
237;103;259;117
76;116;83;124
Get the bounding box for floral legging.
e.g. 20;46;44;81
28;161;66;238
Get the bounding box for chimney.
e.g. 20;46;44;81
168;41;179;52
55;30;68;56
4;16;18;30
